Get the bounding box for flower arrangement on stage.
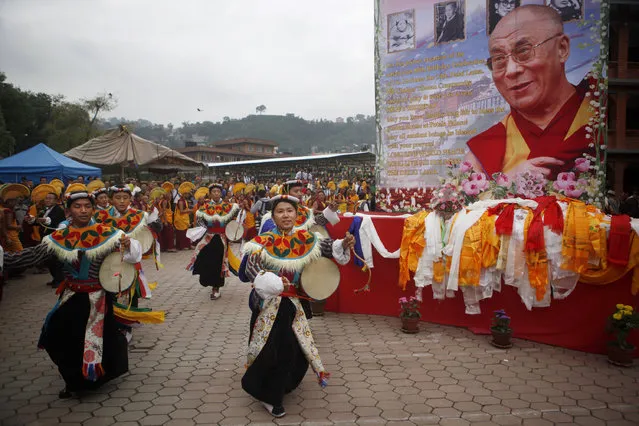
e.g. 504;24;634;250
491;309;512;334
490;309;513;348
429;183;465;220
606;304;638;366
376;187;432;213
607;304;638;351
399;296;421;319
399;296;421;333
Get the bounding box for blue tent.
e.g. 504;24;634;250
0;143;101;183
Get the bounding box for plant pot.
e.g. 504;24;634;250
310;299;327;317
491;330;513;349
607;344;634;367
401;317;420;334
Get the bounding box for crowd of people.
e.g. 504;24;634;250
0;172;366;418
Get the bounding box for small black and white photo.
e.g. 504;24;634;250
546;0;583;22
387;10;416;53
487;0;520;35
435;1;465;45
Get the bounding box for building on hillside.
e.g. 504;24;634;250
178;137;280;163
336;117;345;123
607;1;639;195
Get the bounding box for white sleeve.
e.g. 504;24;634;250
331;239;351;265
44;217;52;226
122;238;143;264
322;206;340;225
254;271;284;299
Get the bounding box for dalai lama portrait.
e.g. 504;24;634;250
464;5;595;180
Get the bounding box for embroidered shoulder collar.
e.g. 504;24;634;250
44;223;124;262
242;229;322;272
196;202;239;225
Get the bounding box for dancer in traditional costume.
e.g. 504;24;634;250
94;185;158;306
259;180;339;234
239;195;355;417
3;190;143;398
186;183;239;300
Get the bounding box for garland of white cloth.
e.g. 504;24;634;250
342;213;408;268
411;198;601;314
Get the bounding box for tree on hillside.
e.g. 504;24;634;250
82;92;117;138
46;100;92;152
255;105;267;114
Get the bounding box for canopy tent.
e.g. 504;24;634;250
0;143;101;183
65;126;204;176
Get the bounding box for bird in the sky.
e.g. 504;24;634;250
197;108;203;112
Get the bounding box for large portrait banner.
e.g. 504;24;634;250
375;0;608;211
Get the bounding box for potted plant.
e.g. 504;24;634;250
490;309;512;348
399;296;421;333
606;304;638;367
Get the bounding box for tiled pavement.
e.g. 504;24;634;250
0;249;638;426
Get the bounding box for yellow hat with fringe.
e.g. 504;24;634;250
194;187;208;201
0;184;30;201
149;187;167;201
178;181;195;195
31;184;58;203
86;179;105;193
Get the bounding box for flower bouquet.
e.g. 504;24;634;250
490;309;513;348
606;304;638;367
399;296;421;334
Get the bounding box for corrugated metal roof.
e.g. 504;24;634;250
207;151;374;168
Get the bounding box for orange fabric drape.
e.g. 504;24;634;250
398;211;429;290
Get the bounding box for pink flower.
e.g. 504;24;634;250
462;179;480;196
399;297;408;304
574;158;591;172
495;173;510;187
460;161;473;173
470;173;489;190
554;172;576;190
565;184;583;198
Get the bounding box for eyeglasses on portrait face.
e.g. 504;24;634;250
486;33;563;72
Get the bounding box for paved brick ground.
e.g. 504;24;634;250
0;249;638;426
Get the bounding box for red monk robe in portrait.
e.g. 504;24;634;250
467;79;596;179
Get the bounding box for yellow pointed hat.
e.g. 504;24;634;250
149;187;167;201
31;184;58;203
162;181;174;192
178;181;196;195
0;184;30;201
194;187;208;201
86;179;105;193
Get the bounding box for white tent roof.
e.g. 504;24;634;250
207;151;373;168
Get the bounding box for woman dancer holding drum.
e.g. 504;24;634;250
187;183;239;300
238;194;355;418
3;190;142;399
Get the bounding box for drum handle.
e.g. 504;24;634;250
352;248;372;294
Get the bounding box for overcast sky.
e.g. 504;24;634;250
0;0;374;125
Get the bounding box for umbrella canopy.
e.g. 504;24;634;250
64;126;203;169
0;143;101;183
